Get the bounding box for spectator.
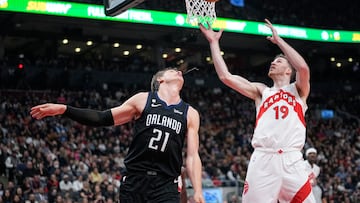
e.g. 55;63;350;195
22;160;36;180
5;151;17;182
89;167;103;184
12;194;22;203
103;183;116;201
47;187;58;203
2;189;12;203
59;174;73;194
72;174;84;193
47;174;59;193
226;164;241;186
79;181;94;202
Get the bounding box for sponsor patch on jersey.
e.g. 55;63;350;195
151;99;162;107
174;108;183;115
151;103;162;107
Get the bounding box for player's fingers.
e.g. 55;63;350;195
33;103;47;108
219;29;224;35
32;111;44;119
31;107;50;119
206;22;212;30
31;112;40;119
30;106;40;111
30;108;41;116
264;18;271;25
36;112;48;119
199;23;208;33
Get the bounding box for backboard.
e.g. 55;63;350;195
104;0;145;16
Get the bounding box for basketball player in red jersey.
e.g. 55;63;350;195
200;19;316;202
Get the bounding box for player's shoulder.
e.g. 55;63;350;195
253;82;268;93
187;105;200;118
125;92;150;107
132;91;150;99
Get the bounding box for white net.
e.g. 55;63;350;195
185;0;217;25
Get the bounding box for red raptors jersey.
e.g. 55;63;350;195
252;83;307;149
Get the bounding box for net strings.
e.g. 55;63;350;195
185;0;217;25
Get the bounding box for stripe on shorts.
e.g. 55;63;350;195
290;179;312;203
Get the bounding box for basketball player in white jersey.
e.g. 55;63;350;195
304;148;323;203
200;19;316;202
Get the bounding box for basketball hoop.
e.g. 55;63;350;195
185;0;217;26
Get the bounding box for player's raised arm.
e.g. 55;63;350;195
265;19;310;99
199;23;266;102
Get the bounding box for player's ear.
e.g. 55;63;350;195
151;75;160;92
287;66;296;80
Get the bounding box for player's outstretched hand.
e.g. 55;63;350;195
199;22;224;43
265;18;281;44
30;103;66;119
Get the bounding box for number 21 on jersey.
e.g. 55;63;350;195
148;128;170;152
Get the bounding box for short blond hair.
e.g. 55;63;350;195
150;67;177;92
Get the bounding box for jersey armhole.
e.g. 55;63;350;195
142;92;153;113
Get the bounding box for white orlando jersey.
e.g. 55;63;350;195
252;83;307;149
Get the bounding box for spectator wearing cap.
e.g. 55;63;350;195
304;147;322;203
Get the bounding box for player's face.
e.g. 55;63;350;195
307;152;317;163
162;69;184;87
268;57;291;77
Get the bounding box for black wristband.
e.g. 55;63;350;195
64;106;114;127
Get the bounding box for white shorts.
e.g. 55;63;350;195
242;148;316;203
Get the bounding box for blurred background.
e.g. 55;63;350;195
0;0;359;202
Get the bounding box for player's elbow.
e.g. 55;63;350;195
220;75;236;88
218;73;232;84
296;64;310;74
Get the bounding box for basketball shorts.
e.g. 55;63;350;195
119;171;180;203
242;149;316;203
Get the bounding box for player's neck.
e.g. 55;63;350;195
272;77;290;89
157;87;181;105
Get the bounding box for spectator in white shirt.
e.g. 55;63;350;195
59;174;73;194
72;174;84;192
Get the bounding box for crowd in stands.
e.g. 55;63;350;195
0;60;359;202
65;0;360;30
1;1;359;202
